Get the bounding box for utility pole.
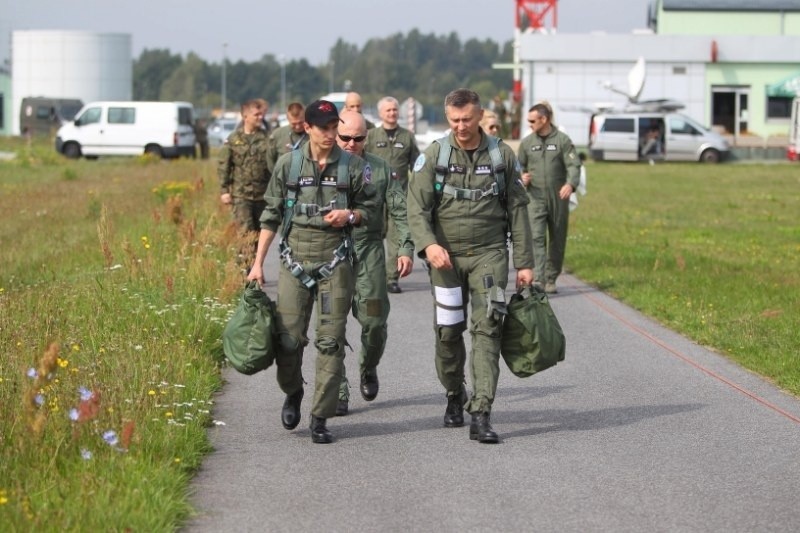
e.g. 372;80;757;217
221;42;228;117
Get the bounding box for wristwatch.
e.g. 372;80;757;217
347;210;356;225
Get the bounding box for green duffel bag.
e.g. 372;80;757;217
222;281;276;375
501;285;566;377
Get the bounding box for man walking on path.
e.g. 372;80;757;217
334;110;414;416
407;88;533;443
517;102;581;294
365;96;420;294
247;100;376;444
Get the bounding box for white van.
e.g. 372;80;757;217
788;97;800;162
56;101;196;159
588;111;730;163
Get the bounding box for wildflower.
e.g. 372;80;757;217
79;387;92;401
134;345;143;351
69;408;79;421
27;368;37;379
81;449;93;460
0;490;8;505
148;390;156;396
71;344;80;352
102;430;119;446
58;357;69;368
34;394;44;406
165;412;173;418
174;458;181;464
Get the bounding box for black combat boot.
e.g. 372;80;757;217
443;389;466;427
335;398;349;416
360;368;379;401
310;416;333;444
281;388;304;430
469;412;499;444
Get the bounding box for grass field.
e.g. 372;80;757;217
0;137;798;529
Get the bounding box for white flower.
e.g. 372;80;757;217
69;408;79;421
81;449;93;460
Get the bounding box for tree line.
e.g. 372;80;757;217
133;30;513;122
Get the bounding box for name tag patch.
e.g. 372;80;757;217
532;145;543;151
546;144;558;151
376;141;388;148
298;176;315;187
393;142;404;149
321;176;338;186
448;164;466;174
475;164;492;175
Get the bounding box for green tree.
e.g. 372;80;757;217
133;49;183;100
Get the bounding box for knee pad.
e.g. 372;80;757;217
436;324;465;344
315;335;341;356
278;332;301;353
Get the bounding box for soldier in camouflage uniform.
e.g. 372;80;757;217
218;99;271;264
517;102;581;294
248;100;376;444
334;110;414;416
407;88;533;443
266;102;307;176
365;96;420;294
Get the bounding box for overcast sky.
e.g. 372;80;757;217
1;0;652;65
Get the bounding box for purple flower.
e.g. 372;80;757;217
102;430;118;446
81;449;93;460
79;387;92;401
34;394;44;406
27;368;37;379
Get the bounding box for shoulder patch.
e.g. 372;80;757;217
515;159;522;173
413;154;426;172
363;164;372;184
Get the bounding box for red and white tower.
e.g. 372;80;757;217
513;0;558;103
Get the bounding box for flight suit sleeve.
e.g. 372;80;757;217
265;132;279;176
217;140;234;194
516;137;529;172
562;135;581;190
407;144;440;258
407;134;421;178
385;160;414;257
259;154;287;233
349;156;377;225
503;146;533;270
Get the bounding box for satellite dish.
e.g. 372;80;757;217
628;56;646;102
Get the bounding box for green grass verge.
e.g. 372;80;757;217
568;161;800;394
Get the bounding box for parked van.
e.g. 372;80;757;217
20;97;83;136
788;97;800;162
588;111;730;163
56;101;195;159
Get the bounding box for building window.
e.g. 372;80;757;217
766;96;792;120
672;66;687;75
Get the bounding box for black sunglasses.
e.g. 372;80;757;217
338;134;366;143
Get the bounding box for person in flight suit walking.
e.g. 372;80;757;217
407;88;533;443
517;102;581;294
365;96;420;294
247;100;376;444
334;110;414;416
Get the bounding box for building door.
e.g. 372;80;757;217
712;86;749;137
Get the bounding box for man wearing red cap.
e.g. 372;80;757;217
248;100;376;444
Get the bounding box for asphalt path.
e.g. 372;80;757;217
187;247;800;532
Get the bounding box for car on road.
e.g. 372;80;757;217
207;118;238;148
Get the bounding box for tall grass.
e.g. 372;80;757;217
0;140;248;530
568;161;800;394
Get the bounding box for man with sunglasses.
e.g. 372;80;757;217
334;110;414;416
248;100;376;444
517;102;581;294
365;96;421;294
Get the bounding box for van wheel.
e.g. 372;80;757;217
144;145;163;158
63;142;82;159
700;148;720;163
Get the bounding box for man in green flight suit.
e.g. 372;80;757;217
266;101;307;176
334;110;414;416
217;99;271;264
517;102;581;294
365;96;420;294
407;88;534;443
248;100;376;444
